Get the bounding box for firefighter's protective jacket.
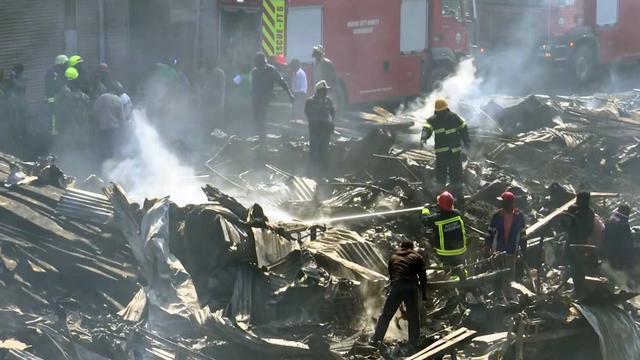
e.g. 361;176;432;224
422;109;470;154
422;206;468;257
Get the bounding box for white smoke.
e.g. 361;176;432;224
410;58;482;120
103;109;206;206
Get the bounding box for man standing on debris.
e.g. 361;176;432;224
602;204;634;273
562;192;603;296
423;191;468;271
421;99;470;209
305;80;335;180
251;52;294;150
370;240;427;348
487;192;527;295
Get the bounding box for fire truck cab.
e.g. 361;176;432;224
217;0;470;108
474;0;640;84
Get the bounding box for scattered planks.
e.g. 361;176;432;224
406;327;477;360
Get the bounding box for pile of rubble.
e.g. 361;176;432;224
2;91;640;359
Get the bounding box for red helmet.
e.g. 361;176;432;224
497;191;516;203
437;191;455;211
274;54;288;66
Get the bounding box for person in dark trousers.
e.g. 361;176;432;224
422;191;468;271
562;192;599;297
7;64;27;156
250;52;294;150
45;55;69;136
421;99;470;209
304;80;335;180
487;192;527;296
311;45;337;88
602;204;634;272
370;240;427;348
196;56;226;131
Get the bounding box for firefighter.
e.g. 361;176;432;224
311;45;337;88
44;55;69;136
68;55;90;94
250;52;294;150
304;80;335;180
54;67;90;153
422;191;468;271
421;99;470;209
370;240;427;348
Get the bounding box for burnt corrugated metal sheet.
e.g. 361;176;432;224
55;187;114;224
0;1;64;110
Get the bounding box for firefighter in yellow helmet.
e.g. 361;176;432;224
54;67;90;143
68;55;90;94
421;99;470;209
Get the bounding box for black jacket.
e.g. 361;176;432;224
251;64;291;103
304;95;335;135
388;249;427;297
422;109;470;153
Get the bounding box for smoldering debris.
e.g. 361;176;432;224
2;91;640;359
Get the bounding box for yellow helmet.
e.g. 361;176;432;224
69;55;84;67
65;67;79;80
434;99;448;112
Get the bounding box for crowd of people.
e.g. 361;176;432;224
0;54;134;172
1;44;339;180
370;184;636;349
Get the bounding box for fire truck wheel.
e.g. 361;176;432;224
428;65;451;93
572;44;595;85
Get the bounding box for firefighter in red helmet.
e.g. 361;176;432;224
422;191;468;270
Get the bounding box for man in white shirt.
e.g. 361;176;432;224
289;59;307;121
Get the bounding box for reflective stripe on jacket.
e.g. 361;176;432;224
423;208;467;257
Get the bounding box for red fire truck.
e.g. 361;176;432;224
217;0;470;108
474;0;640;84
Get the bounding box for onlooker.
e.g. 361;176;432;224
7;64;27;156
196;56;226;131
92;88;125;163
251;52;294;150
91;63;110;100
290;59;307;121
487;191;527;297
311;45;337;87
602;204;634;272
304;80;334;180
